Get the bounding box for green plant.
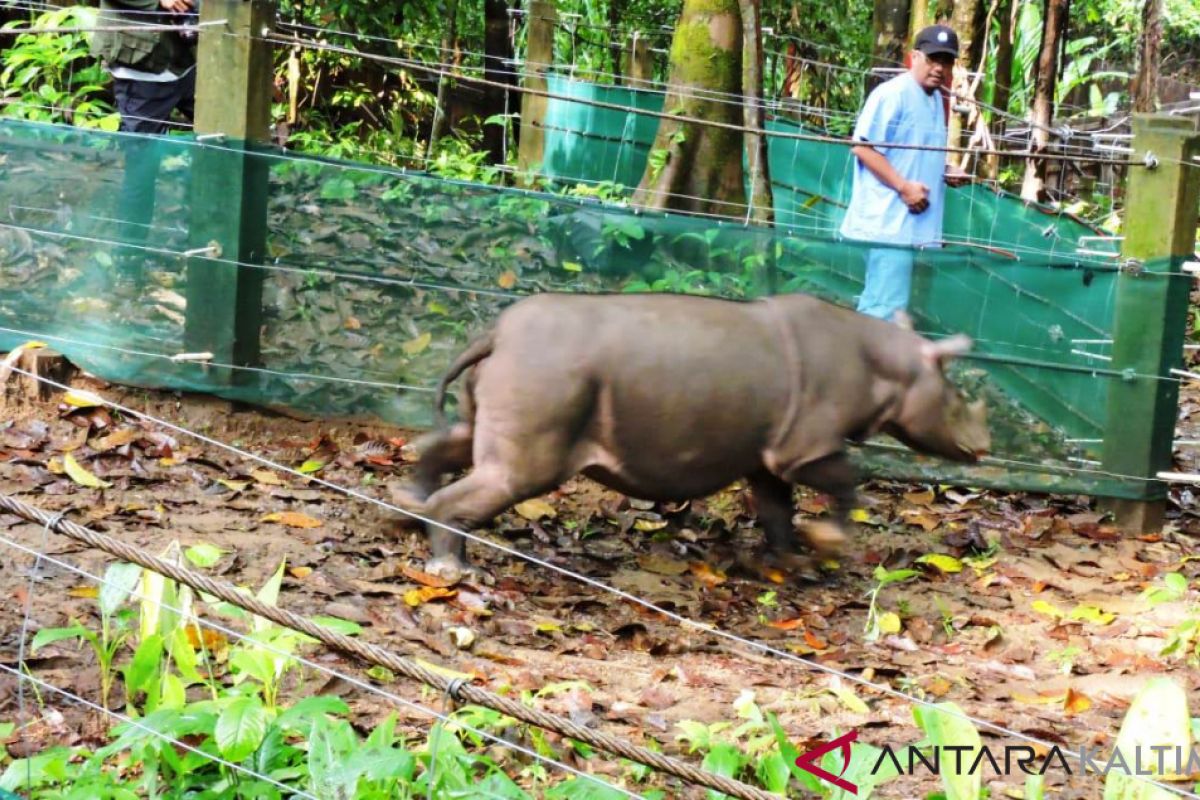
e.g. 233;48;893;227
864;566;919;642
1045;645;1082;675
1141;572;1200;664
427;138;504;184
0;6;118;130
31;561;142;709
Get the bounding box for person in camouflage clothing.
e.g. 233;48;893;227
91;0;197;283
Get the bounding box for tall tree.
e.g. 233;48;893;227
1130;0;1162;112
740;0;773;222
1020;0;1068;201
632;0;745;216
608;0;625;81
947;0;986;158
992;0;1015;114
908;0;932;46
482;0;516;164
427;0;460;157
869;0;911;91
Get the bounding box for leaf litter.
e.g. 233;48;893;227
0;372;1198;797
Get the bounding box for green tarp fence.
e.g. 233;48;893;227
0;104;1148;500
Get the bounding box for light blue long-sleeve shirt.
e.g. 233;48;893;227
839;73;948;248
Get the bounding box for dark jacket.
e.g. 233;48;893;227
91;0;196;74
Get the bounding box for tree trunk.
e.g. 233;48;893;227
947;0;985;160
992;0;1015;114
740;0;773;223
908;0;932;45
427;0;460;158
632;0;745;216
870;0;911;92
608;0;625;81
1020;0;1068;202
482;0;516;165
984;0;1014;179
1130;0;1162;112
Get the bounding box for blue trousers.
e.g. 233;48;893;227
856;248;914;321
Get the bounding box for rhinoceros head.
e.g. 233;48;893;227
886;334;990;463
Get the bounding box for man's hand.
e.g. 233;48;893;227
944;165;972;188
899;180;930;214
159;0;193;12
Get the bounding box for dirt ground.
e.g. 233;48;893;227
2;369;1200;799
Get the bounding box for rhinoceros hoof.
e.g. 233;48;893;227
424;555;494;586
801;521;849;555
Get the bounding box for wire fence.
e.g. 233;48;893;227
2;363;1199;799
1;512;651;799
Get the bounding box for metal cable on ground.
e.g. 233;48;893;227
0;493;777;800
6;362;1200;800
0;528;644;799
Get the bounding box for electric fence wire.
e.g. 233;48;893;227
4;361;1200;800
0;529;644;799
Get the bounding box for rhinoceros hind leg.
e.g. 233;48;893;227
421;460;564;576
408;423;474;502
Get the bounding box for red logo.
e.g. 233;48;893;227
795;730;858;794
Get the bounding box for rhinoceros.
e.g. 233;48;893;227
399;292;989;578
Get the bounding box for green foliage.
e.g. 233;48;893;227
1141;572;1200;665
0;6;118;130
5;545;657;798
864;566;920;643
31;561;141;709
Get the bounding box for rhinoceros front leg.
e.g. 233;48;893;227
782;452;858;554
746;471;802;559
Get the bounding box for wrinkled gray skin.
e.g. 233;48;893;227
399;292;990;578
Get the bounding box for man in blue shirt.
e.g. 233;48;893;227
840;24;967;323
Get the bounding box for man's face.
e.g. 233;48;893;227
911;50;956;91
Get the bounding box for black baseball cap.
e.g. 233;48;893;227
914;25;960;57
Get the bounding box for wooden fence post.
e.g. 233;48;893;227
183;0;275;380
1100;114;1200;531
516;0;555;185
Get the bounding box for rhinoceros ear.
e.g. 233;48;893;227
921;334;973;366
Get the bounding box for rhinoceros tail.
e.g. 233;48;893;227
434;330;495;428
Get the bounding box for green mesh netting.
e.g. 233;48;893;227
0;112;1153;499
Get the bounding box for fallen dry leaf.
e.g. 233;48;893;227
402;332;432;356
637;554;689;575
262;511;322;529
688;561;726;587
903;489;936;505
514;498;556;521
404;586;457;607
251;469;285;486
401;564;459;588
1064;688;1093;716
63;453;111;489
185;626;229;653
804;630;829;650
766;617;805;631
89;428;139;453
